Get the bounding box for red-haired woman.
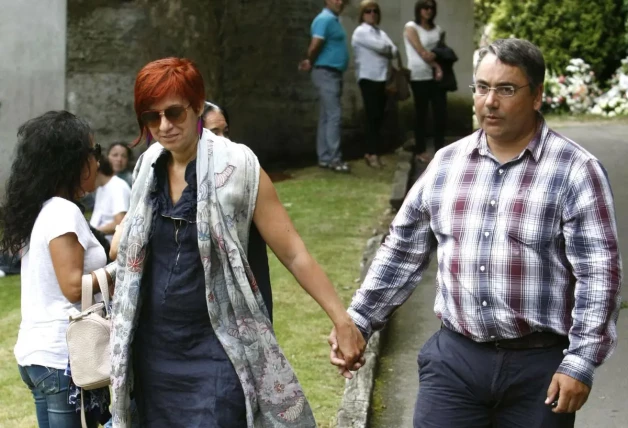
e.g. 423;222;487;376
92;58;366;427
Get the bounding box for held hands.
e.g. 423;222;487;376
545;373;591;413
298;59;312;72
328;320;367;379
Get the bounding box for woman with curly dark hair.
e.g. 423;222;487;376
0;111;107;428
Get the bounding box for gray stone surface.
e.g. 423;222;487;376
0;0;67;194
369;124;628;427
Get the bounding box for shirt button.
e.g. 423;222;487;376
482;301;487;306
484;232;490;237
480;265;485;272
490;200;496;206
498;169;504;175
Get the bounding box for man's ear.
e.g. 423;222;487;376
533;83;544;111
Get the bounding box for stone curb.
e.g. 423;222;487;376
336;149;413;428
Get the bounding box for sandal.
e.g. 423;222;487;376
364;155;381;169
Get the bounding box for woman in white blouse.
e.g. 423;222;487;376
404;0;446;164
351;0;398;168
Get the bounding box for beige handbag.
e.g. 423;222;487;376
66;268;111;427
386;57;411;101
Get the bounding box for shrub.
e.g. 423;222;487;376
490;0;627;81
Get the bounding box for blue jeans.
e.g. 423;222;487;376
311;67;343;164
18;364;98;428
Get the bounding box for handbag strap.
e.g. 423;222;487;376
81;275;94;312
93;268;111;311
80;269;110;313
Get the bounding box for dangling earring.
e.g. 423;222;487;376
197;118;203;137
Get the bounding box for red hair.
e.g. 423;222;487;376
133;57;205;146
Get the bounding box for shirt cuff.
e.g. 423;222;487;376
556;354;596;387
347;307;372;341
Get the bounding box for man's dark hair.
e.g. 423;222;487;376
98;156;114;177
475;38;546;92
414;0;437;28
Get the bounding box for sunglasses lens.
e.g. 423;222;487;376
165;106;187;124
141;111;160;127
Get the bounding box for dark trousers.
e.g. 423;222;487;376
414;328;576;428
410;80;447;155
358;79;387;156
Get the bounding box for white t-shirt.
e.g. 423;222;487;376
403;21;442;81
14;197;107;369
90;175;131;242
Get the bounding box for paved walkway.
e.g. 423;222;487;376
370;124;628;427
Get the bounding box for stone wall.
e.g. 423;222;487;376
64;0;474;166
66;0;222;147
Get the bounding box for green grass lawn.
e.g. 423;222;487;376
0;156;395;427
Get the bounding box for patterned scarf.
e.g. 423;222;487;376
109;131;316;427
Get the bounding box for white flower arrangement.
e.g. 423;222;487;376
543;56;628;117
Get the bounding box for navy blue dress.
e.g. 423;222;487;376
133;153;271;427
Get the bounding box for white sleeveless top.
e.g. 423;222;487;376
403;21;442;81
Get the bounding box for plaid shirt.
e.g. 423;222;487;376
349;120;622;386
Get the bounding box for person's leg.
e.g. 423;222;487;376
359;79;380;159
19;365;50;427
410;81;430;161
413;329;493;428
311;68;331;166
430;82;448;152
39;367;98;428
492;345;576;428
323;70;346;169
371;80;388;158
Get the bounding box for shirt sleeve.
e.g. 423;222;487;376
111;181;131;216
311;15;330;39
351;26;392;55
348;161;438;338
557;159;622;387
45;200;92;251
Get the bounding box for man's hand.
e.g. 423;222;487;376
545;373;591;413
298;59;312;72
328;323;366;379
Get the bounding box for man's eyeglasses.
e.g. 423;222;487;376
469;83;530;97
364;8;380;14
89;143;102;161
140;104;191;128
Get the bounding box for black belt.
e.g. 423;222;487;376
442;325;569;350
314;65;342;73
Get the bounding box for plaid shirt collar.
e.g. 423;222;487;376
466;113;548;163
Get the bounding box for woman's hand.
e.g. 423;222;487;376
434;64;443;81
328;319;366;379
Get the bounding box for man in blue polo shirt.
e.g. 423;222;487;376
299;0;350;173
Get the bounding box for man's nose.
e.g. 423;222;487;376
485;90;499;108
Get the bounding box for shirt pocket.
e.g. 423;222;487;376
506;190;560;247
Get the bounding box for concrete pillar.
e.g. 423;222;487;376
0;0;68;194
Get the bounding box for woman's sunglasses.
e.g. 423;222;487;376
422;5;435;10
89;143;102;160
140;104;191;128
364;8;380;14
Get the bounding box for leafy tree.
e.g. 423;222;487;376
490;0;627;82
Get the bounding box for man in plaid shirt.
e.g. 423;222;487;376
330;38;622;427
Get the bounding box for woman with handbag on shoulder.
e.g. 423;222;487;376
351;0;399;168
0;111;108;428
404;0;447;164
